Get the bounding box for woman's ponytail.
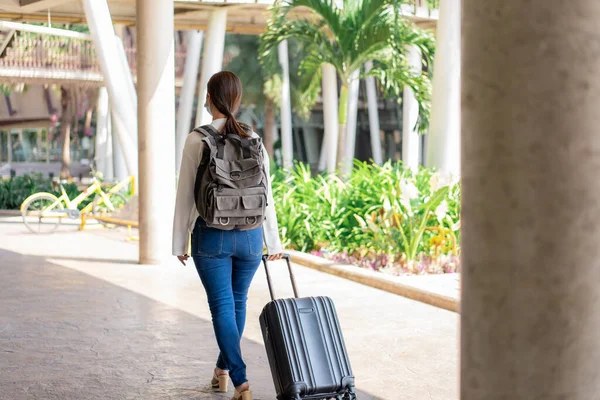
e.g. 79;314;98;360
223;112;252;138
206;71;252;138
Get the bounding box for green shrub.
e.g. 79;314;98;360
1;174;97;210
271;161;461;273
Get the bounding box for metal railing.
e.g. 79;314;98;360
0;29;188;84
0;32;99;72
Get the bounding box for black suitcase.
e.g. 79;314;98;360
259;254;356;400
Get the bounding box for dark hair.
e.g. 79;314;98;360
207;71;251;138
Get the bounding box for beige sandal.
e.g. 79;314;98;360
232;389;252;400
211;370;229;393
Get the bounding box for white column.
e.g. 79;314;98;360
113;25;137;113
365;61;383;164
176;30;203;172
83;0;138;178
426;0;461;177
195;9;227;127
402;45;422;172
321;63;339;174
94;87;110;177
343;69;360;175
105;113;114;180
137;0;176;265
278;40;294;169
112;117;127;181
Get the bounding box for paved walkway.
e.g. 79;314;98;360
0;219;458;400
395;273;460;302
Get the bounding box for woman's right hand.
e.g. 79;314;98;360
267;253;284;261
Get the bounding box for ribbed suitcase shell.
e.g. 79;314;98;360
259;257;355;400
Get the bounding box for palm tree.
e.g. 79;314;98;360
260;0;435;173
226;34;314;159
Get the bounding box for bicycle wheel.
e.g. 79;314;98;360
92;192;127;227
22;193;65;234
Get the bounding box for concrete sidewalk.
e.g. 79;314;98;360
0;219;458;400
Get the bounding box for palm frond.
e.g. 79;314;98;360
368;58;432;133
294;54;323;119
277;0;345;43
260;0;437;131
261;19;337;63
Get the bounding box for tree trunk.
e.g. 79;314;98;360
264;97;275;158
343;70;360;176
59;87;72;179
84;107;93;134
336;83;349;172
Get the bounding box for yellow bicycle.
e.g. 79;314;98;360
20;175;134;234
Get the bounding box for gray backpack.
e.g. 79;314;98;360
193;124;268;231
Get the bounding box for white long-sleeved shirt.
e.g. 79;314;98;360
172;118;283;256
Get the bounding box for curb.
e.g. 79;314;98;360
0;210;21;216
288;250;459;313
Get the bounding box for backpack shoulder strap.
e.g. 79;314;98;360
194;124;220;139
194;125;225;159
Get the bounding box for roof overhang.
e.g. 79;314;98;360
0;0;438;35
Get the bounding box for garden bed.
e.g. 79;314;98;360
312;249;460;275
272;162;461;275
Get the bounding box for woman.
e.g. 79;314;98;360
172;71;283;400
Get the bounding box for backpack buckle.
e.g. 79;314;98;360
218;217;230;226
246;216;257;225
230;171;241;180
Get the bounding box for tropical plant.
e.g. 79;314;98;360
260;0;435;172
270;161;460;274
226;35;314;158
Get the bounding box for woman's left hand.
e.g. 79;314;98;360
177;254;189;265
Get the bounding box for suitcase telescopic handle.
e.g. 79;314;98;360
262;254;299;301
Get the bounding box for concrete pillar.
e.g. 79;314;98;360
278;40;294;169
113;25;137;113
195;9;227;127
426;0;460;176
112;116;127;182
343;69;360;175
94;87;110;177
402;45;422;171
321;63;338;174
83;0;138;178
104;113;114;180
462;1;600;398
137;0;176;265
365;61;383;164
176;30;203;172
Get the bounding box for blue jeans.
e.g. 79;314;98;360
191;217;263;387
